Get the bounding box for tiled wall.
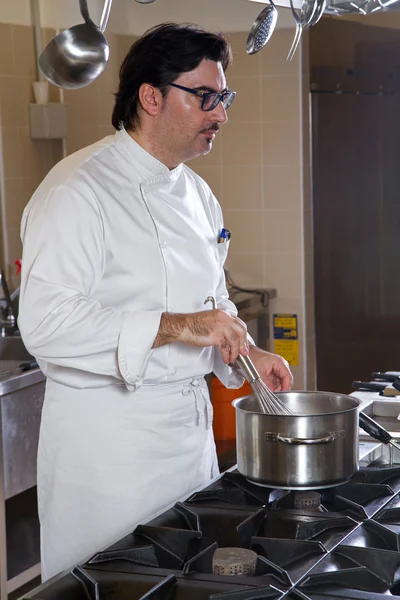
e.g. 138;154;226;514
63;34;137;155
0;23;63;289
190;31;315;389
0;24;136;289
0;23;315;389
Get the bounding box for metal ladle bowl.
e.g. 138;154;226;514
39;0;112;90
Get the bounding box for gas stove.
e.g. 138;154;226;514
22;455;400;600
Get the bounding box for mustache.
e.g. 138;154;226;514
201;125;220;134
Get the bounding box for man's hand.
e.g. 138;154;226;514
249;346;293;392
153;310;249;364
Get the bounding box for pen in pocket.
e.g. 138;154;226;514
218;228;231;243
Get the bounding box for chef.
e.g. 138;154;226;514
18;23;293;581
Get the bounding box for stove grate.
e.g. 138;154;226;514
334;544;400;586
88;545;159;567
335;482;395;505
299;564;388;594
352;465;400;485
343;518;400;551
286;588;400;599
296;542;400;594
251;538;327;568
70;566;285;600
208;585;284;599
260;509;358;541
133;524;202;568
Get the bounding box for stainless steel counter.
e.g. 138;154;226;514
0;364;44;396
0;361;46;598
353;390;400;466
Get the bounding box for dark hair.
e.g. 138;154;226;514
111;23;232;131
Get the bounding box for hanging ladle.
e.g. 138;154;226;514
39;0;113;90
286;0;318;61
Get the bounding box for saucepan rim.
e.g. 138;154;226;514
232;390;361;417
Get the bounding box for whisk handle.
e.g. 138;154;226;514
235;354;260;383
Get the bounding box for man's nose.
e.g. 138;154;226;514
212;101;228;124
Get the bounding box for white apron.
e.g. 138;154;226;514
39;376;218;581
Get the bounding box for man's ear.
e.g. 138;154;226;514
138;83;163;117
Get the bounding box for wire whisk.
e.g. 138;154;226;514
203;294;292;416
235;354;293;416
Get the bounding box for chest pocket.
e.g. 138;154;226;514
215;240;230;267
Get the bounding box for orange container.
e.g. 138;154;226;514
211;377;252;441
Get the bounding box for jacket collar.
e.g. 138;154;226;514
114;127;182;182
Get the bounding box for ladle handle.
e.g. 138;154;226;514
79;0;112;31
99;0;113;32
79;0;91;24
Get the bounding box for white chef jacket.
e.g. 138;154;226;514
18;128;244;581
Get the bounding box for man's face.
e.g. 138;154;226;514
158;59;229;165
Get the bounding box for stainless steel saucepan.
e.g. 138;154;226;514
233;391;400;490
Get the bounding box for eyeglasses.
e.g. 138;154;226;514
168;82;236;112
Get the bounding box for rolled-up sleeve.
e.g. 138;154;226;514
19;184;161;390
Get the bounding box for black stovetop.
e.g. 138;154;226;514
24;461;400;600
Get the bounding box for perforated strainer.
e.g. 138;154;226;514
212;548;258;576
246;1;278;55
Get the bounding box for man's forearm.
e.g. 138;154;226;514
249;344;265;362
152;311;212;348
152;310;250;365
152;313;188;348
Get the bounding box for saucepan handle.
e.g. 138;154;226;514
265;431;345;445
359;412;392;445
359;412;400;452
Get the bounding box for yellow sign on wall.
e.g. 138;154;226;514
273;314;299;366
274;339;299;366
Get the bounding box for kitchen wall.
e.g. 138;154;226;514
0;24;63;290
0;0;315;390
62;34;134;156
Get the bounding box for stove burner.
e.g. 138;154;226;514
212;547;258;576
293;492;322;511
276;491;323;511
